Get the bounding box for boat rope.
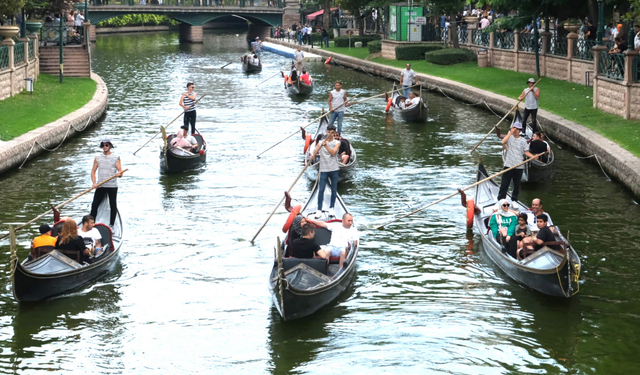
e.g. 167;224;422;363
555;264;567;297
573;154;612;181
9;226;17;278
572;263;581;296
18;115;94;169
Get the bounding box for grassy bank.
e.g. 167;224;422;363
317;43;640;158
0;74;97;141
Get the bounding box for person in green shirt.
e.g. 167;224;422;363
489;199;518;258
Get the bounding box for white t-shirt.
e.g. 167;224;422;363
522;210;554;232
328;222;359;248
480;18;490;29
408;97;421;107
294;50;304;62
78;227;102;247
185;135;198;146
75;13;84;27
401;69;416;86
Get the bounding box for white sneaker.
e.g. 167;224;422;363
328;208;336;218
314;210;323;219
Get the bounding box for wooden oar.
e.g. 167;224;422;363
256;70;284;87
469;78;541;154
0;169;129;241
373;153;547;230
133;94;206;156
251;160;312;243
220;62;234;69
256;84;421;159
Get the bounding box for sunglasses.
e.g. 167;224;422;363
100;143;111;148
502;204;510;207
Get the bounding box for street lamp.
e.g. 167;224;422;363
596;0;604;46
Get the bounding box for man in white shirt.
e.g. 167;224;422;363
294;45;304;72
78;215;102;254
400;63;417;98
521;198;555;232
182;125;199;152
309;214;359;269
406;92;421;108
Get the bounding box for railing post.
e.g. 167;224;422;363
541;31;551;56
2;38;15;71
18;37;29;65
624;50;638;85
514;32;519;71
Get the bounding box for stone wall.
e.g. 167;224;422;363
179;24;203;43
0;35;40;101
545;55;569;81
570;59;594;85
0;73;108;175
594;78;626;117
630;85;640;121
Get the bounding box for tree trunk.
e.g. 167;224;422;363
323;0;330;30
587;0;597;28
449;11;459;48
356;10;364;36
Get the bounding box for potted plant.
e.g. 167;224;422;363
562;18;583;34
24;0;47;32
0;0;27;38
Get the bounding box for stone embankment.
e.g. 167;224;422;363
0;73;108;176
267;38;640;198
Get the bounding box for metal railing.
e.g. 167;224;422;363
89;0;283;7
0;46;8;70
14;42;25;66
518;33;541;52
547;36;567;57
573;39;597;61
28;39;35;60
599;52;625;81
40;24;84;46
421;24;443;43
472;29;489;47
494;32;514;49
634;56;640;83
457;28;467;44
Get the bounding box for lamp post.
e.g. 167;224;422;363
628;6;635;46
596;0;604;46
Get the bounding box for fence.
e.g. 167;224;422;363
89;0;282;6
599;52;625;81
518;33;541;52
574;39;597;60
421;24;444;43
635;57;640;83
457;28;467;44
0;46;8;70
471;29;489;47
28;39;35;60
0;34;40;101
494;32;514;49
547;36;567;56
14;42;25;66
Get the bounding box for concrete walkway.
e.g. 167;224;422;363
267;38;640;198
0;73;109;176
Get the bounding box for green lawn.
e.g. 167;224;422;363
315;41;372;60
0;74;97;141
316;46;640;157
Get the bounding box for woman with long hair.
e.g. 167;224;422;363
55;220;91;262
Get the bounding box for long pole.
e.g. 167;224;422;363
256;84;422;158
133;95;206;156
251;161;312;243
469;78;541;154
0;169;129;241
374;153;547;230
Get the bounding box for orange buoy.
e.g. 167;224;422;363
385;98;393;113
466;198;475;229
304;134;312;154
283;205;302;233
325;56;332;64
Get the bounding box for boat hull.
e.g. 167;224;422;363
160;150;206;173
243;62;262;73
287;81;313;96
391;85;428;122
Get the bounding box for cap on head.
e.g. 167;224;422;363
527;78;535;83
100;138;114;148
327;125;337;132
255;36;260;40
512;122;523;129
39;224;51;234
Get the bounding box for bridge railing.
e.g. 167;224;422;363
90;0;283;7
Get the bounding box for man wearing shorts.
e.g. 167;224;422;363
308;213;359;269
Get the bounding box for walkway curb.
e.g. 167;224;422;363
0;72;109;176
267;38;640;198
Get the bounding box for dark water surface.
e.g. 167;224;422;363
0;31;639;374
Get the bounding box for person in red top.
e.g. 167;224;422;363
299;70;311;85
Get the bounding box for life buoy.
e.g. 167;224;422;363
385;98;393;113
466;198;475;229
282;205;302;233
304;134;312;154
325;56;332;64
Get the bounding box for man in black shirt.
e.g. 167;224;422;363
528;132;550;162
533;214;559;250
586;20;597;40
291;224;321;259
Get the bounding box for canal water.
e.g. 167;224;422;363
0;30;639;374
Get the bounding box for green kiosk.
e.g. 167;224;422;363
388;3;424;42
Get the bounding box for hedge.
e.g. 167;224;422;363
368;40;381;53
96;14;178;27
425;48;477;65
334;35;381;47
395;44;445;60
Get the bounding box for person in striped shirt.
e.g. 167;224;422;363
180;82;197;134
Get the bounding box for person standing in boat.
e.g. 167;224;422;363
400;63;417;98
180;82;197;134
518;78;540;133
90;139;124;228
328;81;349;134
310;125;341;219
497;121;535;203
253;37;263;57
294;46;304;72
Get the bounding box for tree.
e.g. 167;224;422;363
323;0;331;30
0;0;27;22
428;0;466;48
336;0;369;36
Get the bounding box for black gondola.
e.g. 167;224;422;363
286;69;313;96
473;163;581;297
12;197;124;302
269;180;359;320
388;84;428;122
241;54;262;73
160;131;207;173
303;112;356;181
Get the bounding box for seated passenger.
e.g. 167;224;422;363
528;132;550;163
184;127;200;152
532;214;560;251
55;219;91;262
522;198;554;232
252;54;260;66
334;133;350;164
406;92;421;108
290;224;321;259
78;215;103;256
300;70;311;85
488;199;518;258
308;213;359;269
31;223;57;260
289;70;298;85
170;126;192;149
515;213;534;259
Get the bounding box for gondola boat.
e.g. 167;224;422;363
269;180;359;320
473;162;580;297
160;130;207;173
303;113;356;181
11;197;124;302
502;110;555;183
241;54;262;73
286;71;313;96
388;84;428;122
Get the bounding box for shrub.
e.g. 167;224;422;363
425;48;477;65
368;40;381;53
395;44;444;60
97;14;178;27
333;35;381;47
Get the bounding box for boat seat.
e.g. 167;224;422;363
279;258;328;275
192;134;204;149
94;224;114;252
34;245;55;259
56;249;82;262
51;221;65;237
312;227;332;246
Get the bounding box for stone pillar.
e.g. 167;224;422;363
89;24;97;42
592;45;608;109
2;39;15;98
540;31;551;55
29;33;39;78
623;50;639;119
489;32;494;66
514;33;519;72
567;33;577;83
179;24;204;43
283;0;300;28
